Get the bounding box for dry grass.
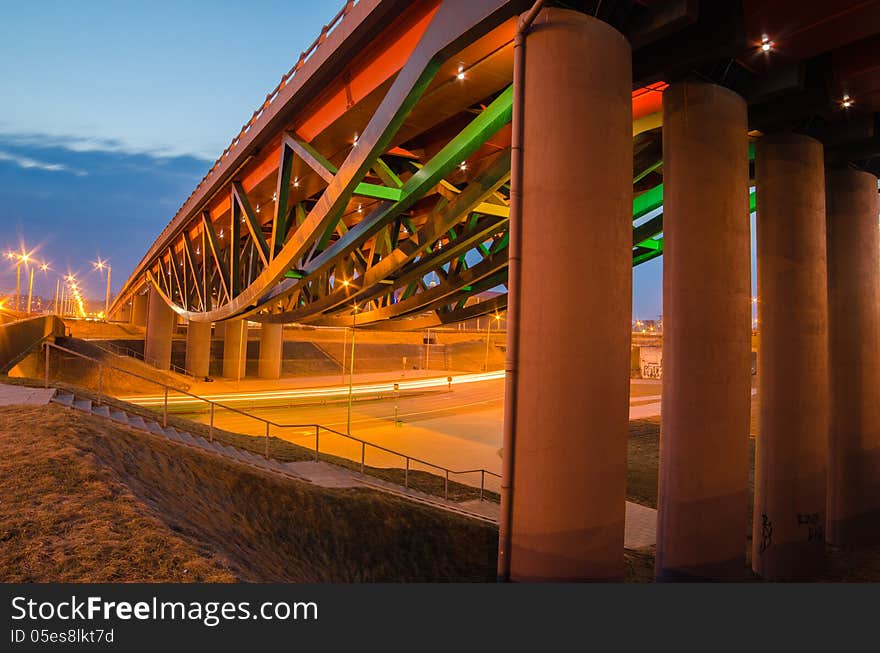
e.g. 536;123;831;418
0;403;498;582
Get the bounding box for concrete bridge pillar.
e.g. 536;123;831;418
144;285;174;371
222;319;247;380
258;323;283;380
656;82;751;581
752;133;828;579
131;291;148;327
507;9;632;581
826;168;880;545
185;320;212;379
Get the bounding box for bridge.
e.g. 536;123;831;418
106;0;880;582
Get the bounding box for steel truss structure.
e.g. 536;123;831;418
114;0;755;329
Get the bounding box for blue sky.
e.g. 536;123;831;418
0;0;691;318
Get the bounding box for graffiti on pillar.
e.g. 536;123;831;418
758;514;773;554
639;346;662;379
797;513;824;542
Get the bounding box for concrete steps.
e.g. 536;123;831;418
50;389;309;484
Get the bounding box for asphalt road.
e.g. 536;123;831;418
164;377;661;492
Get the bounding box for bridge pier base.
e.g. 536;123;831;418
826;168;880;545
752;133;828;580
258;323;283;380
131;292;148;327
144;285;174;371
185;320;212;379
656;82;751;581
507;9;632;582
222;319;247;381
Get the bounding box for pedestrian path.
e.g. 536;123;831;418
0;383;56;406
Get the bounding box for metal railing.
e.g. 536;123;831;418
171;0;359;228
42;340;500;502
91;341;196;379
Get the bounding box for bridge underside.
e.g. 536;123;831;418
113;0;674;330
109;0;880;584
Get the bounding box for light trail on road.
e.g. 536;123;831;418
120;370;506;408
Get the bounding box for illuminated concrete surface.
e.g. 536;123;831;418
0;383;56;406
128;377;663;495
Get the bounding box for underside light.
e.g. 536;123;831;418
343;279;350;287
456;63;466;80
219;229;225;239
195;247;201;256
353;133;359;147
293;177;300;187
460;161;467;171
272;192;277;202
357;203;363;213
760;35;773;52
842;94;853;108
256;204;261;213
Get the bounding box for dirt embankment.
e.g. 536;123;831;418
0;403;497;582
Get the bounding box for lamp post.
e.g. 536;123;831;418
346;304;358;435
26;262;50;315
484;313;501;372
94;258;111;319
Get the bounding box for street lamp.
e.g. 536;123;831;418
94;258;111;319
346;303;359;435
484;312;502;372
27;261;50;314
6;249;32;311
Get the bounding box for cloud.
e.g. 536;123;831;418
0;130;215;162
0;149;88;176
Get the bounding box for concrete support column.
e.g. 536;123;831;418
185;320;212;379
131;292;148;327
144;285;174;371
508;9;632;581
826;169;880;545
656;82;751;580
752;133;828;579
222;319;247;380
258;323;284;380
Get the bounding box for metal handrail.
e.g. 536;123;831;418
171;0;358;229
92;340;196;379
42;340;500;501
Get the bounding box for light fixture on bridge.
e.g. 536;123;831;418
357;203;363;213
195;247;201;256
353;133;359;147
760;35;773;53
293;177;300;187
272;192;277;202
459;161;467;171
842;94;853;108
219;229;225;239
256;204;261;213
456;63;466;80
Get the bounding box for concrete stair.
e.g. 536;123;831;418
50;389;309;484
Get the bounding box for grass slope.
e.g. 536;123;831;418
0;404;497;582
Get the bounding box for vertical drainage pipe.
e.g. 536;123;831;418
497;0;544;583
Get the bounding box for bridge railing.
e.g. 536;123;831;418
42;340;500;502
176;0;361;227
91;340;196;379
